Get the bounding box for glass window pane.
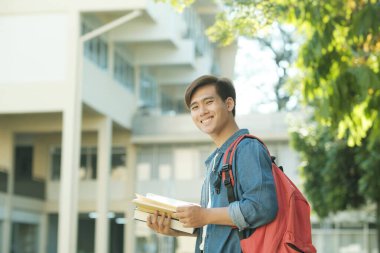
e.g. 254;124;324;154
51;147;61;180
11;222;39;253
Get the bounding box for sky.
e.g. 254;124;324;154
233;37;279;115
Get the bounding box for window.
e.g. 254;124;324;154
51;147;61;180
136;144;212;181
160;86;188;115
182;8;210;57
113;51;134;91
140;70;157;108
11;222;39;253
81;21;108;70
14;146;33;180
50;147;125;180
137;147;154;181
136;146;173;181
111;147;127;181
79;147;97;180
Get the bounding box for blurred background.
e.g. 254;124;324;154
0;0;379;253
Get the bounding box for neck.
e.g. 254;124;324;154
212;120;239;148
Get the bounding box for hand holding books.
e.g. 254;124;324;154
132;193;199;235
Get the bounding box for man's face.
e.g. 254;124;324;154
189;85;232;137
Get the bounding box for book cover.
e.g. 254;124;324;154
133;209;195;234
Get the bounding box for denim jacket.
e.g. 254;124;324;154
195;129;278;253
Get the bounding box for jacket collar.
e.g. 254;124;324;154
205;129;249;165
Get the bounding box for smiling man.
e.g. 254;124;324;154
147;75;278;253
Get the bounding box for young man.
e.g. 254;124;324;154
146;75;278;252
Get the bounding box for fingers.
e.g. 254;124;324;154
157;212;165;230
146;211;158;230
146;211;172;235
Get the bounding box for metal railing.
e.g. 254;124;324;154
13;178;45;200
312;227;378;253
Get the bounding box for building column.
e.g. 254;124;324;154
95;117;112;253
58;108;81;253
58;7;81;253
0;129;13;253
125;142;137;253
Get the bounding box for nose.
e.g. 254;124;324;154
199;104;208;116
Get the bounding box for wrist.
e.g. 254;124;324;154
202;207;211;225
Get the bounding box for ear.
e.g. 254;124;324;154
225;97;235;112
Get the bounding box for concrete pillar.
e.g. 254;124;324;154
125;142;137;253
58;108;81;253
0;129;13;253
57;7;81;253
95;117;112;253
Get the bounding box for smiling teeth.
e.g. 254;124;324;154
202;118;211;124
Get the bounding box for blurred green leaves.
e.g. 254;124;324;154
203;0;380;147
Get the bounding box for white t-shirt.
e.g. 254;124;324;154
199;153;218;251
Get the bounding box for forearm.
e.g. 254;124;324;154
204;207;235;226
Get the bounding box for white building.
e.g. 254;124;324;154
0;1;236;252
1;0;376;253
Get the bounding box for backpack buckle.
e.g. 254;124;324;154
224;178;231;186
221;164;231;172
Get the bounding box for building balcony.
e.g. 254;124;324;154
109;5;185;48
132;112;295;143
14;178;46;200
47;177;130;202
82;58;137;128
132;114;208;144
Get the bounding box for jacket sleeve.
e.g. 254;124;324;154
227;139;278;231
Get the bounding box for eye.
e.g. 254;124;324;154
191;105;198;111
205;99;214;105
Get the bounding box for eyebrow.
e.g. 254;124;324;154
190;96;215;108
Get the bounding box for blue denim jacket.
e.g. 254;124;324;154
195;129;278;253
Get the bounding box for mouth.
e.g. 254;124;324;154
201;117;213;125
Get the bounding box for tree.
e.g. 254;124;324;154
290;121;380;249
290;123;367;218
184;0;380;147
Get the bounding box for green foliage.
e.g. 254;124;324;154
290;125;366;218
206;0;278;45
356;134;380;201
293;1;380;147
205;0;380;147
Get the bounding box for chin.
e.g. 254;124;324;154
202;128;215;135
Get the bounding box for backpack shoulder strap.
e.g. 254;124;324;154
221;134;272;204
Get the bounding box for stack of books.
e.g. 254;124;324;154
132;193;198;234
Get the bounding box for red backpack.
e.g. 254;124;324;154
222;134;316;253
